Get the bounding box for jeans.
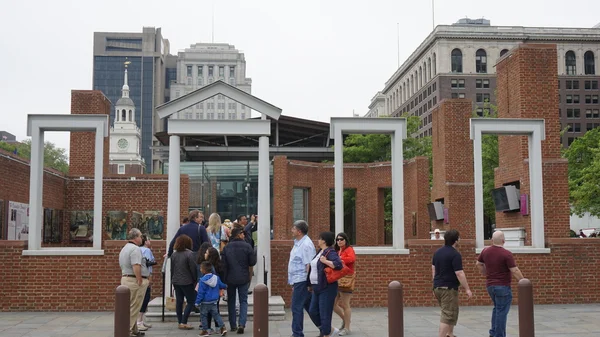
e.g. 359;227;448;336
487;285;513;337
309;282;338;336
174;283;197;324
291;281;320;337
205;298;220;330
227;283;250;329
200;303;224;330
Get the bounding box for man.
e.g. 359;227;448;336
288;220;318;337
476;231;524;337
168;210;209;256
237;214;254;248
137;235;155;331
221;227;257;334
433;228;442;240
119;228;150;337
432;229;472;337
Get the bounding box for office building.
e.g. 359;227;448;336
169;43;252;120
368;19;600;146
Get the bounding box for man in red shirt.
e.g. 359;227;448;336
476;231;524;337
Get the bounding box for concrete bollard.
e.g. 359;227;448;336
115;285;131;337
518;278;535;337
388;281;404;337
253;284;269;337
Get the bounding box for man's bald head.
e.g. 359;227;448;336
492;231;505;245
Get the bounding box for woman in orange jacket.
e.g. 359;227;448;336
333;232;356;336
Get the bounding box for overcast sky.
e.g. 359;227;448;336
1;0;599;154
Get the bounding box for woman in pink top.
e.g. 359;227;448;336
333;232;356;336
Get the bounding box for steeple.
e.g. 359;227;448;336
122;69;130;98
115;59;135;123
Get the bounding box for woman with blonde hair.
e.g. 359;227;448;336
207;213;229;251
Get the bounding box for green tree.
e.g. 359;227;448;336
0;139;69;174
563;127;600;216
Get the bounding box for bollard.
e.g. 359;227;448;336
253;284;269;337
115;285;131;337
388;281;404;337
518;278;535;337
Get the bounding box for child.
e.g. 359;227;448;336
195;261;228;336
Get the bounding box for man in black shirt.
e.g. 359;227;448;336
431;229;472;337
168;210;209;257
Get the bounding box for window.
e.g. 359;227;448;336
217;102;225;110
451;79;465;88
229;66;235;78
566;51;576;75
500;49;509;57
476;79;490;89
566;95;580;104
585;80;599;90
208;66;214;77
459;93;465;99
585;51;595;75
186;65;192;77
451;49;463;73
228;112;236;119
451;93;465;99
566;108;581;118
241;113;246;119
586;95;592;104
595;110;600;118
197;77;203;86
197;102;204;111
476;93;490;103
208;112;214;119
219;66;225;78
207;102;214;110
566;80;580;90
118;164;125;175
228;103;236;110
568;137;575;146
475;49;487;73
218;112;225;120
568;123;582;133
292;188;309;222
586;109;592;118
476;108;484;116
197;65;203;77
594;95;599;104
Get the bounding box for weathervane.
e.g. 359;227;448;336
124;57;131;68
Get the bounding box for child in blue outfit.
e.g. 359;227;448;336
195;261;228;336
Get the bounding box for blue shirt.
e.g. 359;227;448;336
288;235;316;285
140;246;155;274
168;221;209;256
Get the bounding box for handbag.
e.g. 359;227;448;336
324;261;352;283
165;296;178;311
338;274;356;291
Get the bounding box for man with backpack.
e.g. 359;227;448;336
168;210;210;257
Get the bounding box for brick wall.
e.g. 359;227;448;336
108;163;145;175
495;44;570;239
431;99;476;239
272;156;430;245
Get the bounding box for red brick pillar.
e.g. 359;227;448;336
403;157;431;240
431;99;475;239
69;90;110;177
495;44;570;240
273;156;290;240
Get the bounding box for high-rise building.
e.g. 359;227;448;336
367;19;600;146
93;27;171;172
169;43;252;120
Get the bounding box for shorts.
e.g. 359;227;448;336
434;287;459;325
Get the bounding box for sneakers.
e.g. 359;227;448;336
199;330;209;336
236;326;245;334
329;328;340;337
338;328;350;336
220;326;228;336
340;321;345;330
178;323;194;330
142;322;152;329
136;324;148;331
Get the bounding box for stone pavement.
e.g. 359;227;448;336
0;304;598;337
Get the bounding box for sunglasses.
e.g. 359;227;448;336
336;238;345;241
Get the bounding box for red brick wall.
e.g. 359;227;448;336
495;44;570;239
272;156;430;245
108;163;145;175
431;99;476;239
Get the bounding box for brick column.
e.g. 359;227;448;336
273;156;290;240
495;44;570;240
69;91;110;177
431;99;476;239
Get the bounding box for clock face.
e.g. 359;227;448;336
117;138;129;150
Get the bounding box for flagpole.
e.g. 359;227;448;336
432;0;435;30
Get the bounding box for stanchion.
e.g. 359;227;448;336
388;281;404;337
253;284;269;337
518;278;535;337
115;285;131;337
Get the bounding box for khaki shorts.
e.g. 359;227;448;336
434;287;459;325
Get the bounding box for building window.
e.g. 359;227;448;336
451;79;465;88
475;49;487;73
228;112;236;119
217;102;225;111
241;112;246;119
500;49;509;57
593;95;599;104
594;109;600;118
451;93;465;99
585;80;599;90
187;65;192;77
586;109;592;118
198;65;203;77
228;103;236;110
476;108;484;117
118;164;125;175
586;95;592;104
566;108;581;118
208;102;214;110
566;51;576;75
433;53;437;75
566;95;580;104
292;188;309;221
427;57;432;80
476;93;491;103
218;112;225;120
476;79;490;89
229;66;235;78
451;49;463;73
208;66;214;77
219;66;225;78
566;80;580;90
585;51;595;75
197;77;203;86
208;112;214;119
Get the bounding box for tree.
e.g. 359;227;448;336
0;139;69;174
563;127;600;216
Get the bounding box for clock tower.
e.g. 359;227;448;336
109;62;145;174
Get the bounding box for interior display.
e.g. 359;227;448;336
131;211;143;234
105;211;128;240
70;211;94;242
43;208;63;243
143;211;164;239
492;185;521;212
8;201;29;240
427;201;445;221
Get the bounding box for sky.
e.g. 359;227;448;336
1;0;599;155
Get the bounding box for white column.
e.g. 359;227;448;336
257;135;271;295
529;133;545;248
334;129;344;236
28;127;44;251
473;132;485;249
93;129;104;250
391;133;405;249
165;134;181;294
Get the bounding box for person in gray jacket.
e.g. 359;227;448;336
170;234;198;330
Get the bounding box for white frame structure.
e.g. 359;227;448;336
23;114;109;256
470;118;550;254
330;117;409;254
156;80;282;295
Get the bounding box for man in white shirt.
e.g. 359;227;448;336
119;228;149;337
433;229;443;240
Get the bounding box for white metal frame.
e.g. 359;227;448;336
470;118;550;254
330;117;409;254
23;114;109;256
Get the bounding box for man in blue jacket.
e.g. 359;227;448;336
196;262;228;336
168;210;209;257
221;227;257;334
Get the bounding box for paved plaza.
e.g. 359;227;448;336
0;304;598;337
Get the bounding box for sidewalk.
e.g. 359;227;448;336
0;304;598;337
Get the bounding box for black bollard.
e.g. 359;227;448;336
388;281;404;337
518;278;535;337
253;284;269;337
115;285;131;337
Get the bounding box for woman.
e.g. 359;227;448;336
203;247;224;334
333;232;356;336
170;234;197;330
207;213;229;251
307;232;343;337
